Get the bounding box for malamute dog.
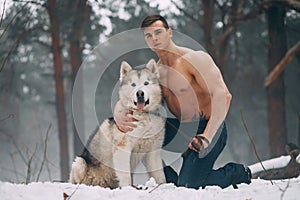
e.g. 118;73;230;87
69;59;166;188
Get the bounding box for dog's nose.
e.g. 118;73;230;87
136;90;144;102
137;90;144;97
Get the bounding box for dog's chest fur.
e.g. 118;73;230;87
102;111;165;153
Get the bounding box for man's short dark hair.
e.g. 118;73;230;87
141;14;169;29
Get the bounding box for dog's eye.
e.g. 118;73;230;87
144;81;149;86
131;83;136;87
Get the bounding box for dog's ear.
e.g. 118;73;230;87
146;59;159;78
120;61;132;82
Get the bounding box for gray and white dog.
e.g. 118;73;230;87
69;59;166;188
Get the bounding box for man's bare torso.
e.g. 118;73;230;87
158;48;211;122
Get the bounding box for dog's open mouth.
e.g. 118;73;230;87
134;99;150;110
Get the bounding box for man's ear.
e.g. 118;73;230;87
168;28;172;38
146;59;159;78
120;61;132;82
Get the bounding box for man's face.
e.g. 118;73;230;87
143;20;172;51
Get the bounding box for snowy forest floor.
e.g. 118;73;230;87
0;176;299;200
1;155;300;200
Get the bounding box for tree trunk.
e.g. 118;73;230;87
201;0;216;60
218;0;240;70
47;0;70;181
266;5;288;157
69;0;89;156
298;115;300;147
218;31;230;70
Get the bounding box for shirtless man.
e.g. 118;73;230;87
114;14;251;189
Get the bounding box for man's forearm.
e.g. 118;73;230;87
202;88;230;143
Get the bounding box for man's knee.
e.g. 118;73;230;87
163;165;178;186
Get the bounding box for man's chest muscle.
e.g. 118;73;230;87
166;67;193;95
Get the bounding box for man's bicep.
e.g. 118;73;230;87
192;63;222;94
186;51;221;91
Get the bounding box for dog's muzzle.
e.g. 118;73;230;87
134;90;149;110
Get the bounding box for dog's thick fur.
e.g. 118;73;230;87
69;59;166;188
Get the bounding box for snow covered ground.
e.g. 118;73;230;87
0;177;299;200
0;155;299;200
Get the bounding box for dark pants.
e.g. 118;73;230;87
163;117;250;189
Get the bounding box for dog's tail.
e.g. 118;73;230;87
69;156;87;184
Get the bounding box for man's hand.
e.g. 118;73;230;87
114;108;137;133
188;135;209;153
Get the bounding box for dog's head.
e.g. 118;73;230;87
119;59;162;112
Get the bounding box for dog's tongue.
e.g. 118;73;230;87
136;102;145;110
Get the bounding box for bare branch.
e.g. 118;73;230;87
1;132;28;164
13;0;46;7
1;121;56;183
170;0;200;25
279;179;291;200
0;0;7;28
264;40;300;87
45;155;53;180
36;124;52;182
9;152;20;182
240;110;274;185
148;183;163;193
235;0;269;22
0;2;30;40
66;165;89;199
0;1;47;73
216;0;267;44
25;144;38;184
0;114;14;123
0;28;27;72
0;25;42;72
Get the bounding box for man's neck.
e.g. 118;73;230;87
156;42;183;66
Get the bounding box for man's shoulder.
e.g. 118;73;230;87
172;46;210;61
181;50;214;67
183;50;210;59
